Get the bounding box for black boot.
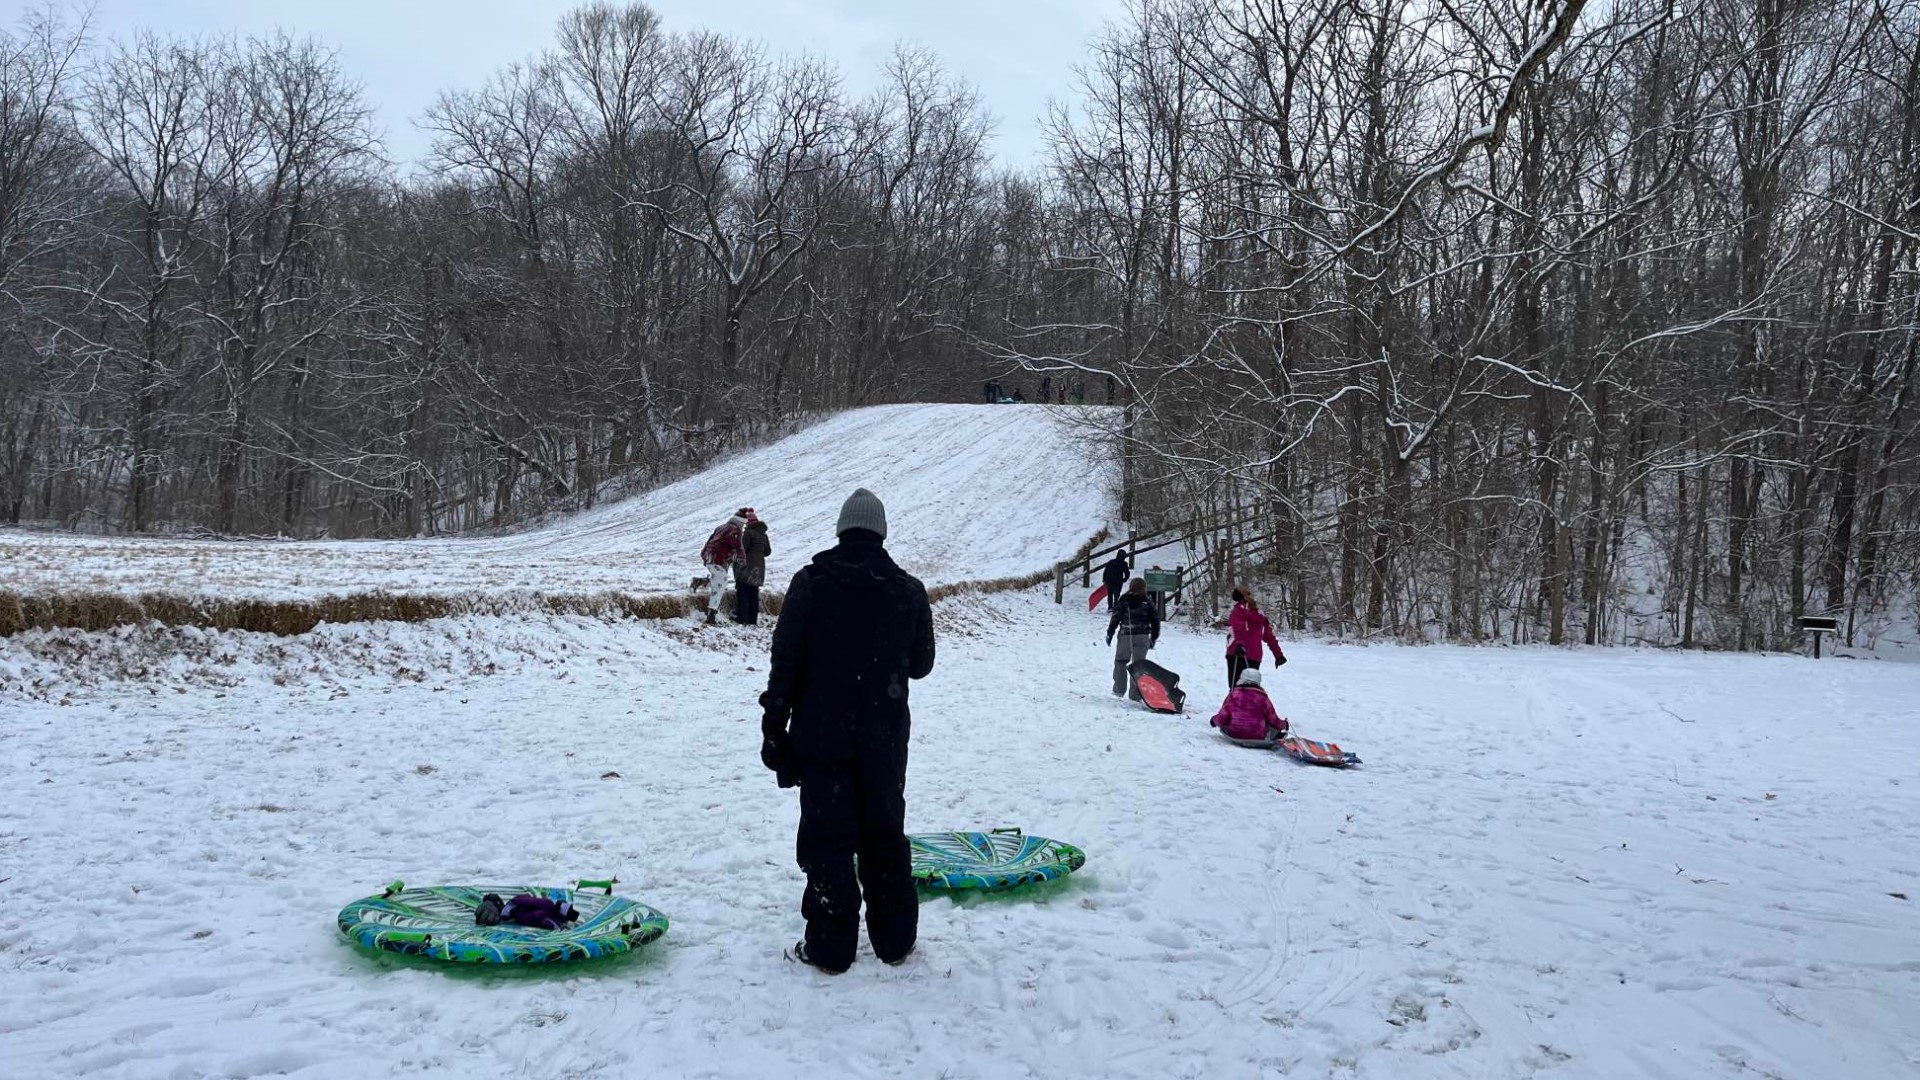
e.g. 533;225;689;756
786;940;849;975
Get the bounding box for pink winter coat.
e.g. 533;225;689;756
1211;686;1287;741
701;519;745;566
1227;603;1285;665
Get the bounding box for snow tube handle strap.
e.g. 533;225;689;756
576;878;616;895
381;880;405;898
990;827;1023;837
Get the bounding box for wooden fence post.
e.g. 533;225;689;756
1054;563;1066;605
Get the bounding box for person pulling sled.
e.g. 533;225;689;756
1106;578;1160;700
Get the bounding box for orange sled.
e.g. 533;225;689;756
1279;735;1361;767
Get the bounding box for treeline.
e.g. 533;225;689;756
0;4;1010;537
1008;0;1920;649
3;0;1917;650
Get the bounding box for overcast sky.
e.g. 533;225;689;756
57;0;1117;172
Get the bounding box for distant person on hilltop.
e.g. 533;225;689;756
734;512;771;625
700;508;750;626
1101;551;1130;611
760;488;936;974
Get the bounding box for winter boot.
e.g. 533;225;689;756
785;940;849;975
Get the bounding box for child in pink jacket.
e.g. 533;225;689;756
1226;588;1287;688
1211;668;1288;742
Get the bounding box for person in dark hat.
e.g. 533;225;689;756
1100;550;1131;611
734;510;770;624
759;488;936;973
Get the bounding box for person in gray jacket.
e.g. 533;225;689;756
1105;578;1160;699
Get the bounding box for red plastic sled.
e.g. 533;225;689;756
1279;735;1360;767
1088;584;1109;612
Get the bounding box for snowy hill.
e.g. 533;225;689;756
0;404;1114;602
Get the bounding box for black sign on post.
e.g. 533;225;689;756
1798;615;1839;659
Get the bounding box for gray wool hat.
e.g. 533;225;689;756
835;487;887;539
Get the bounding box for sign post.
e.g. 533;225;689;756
1798;615;1839;659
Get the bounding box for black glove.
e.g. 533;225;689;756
474;894;505;926
760;732;798;789
1105;633;1114;646
1273;653;1287;667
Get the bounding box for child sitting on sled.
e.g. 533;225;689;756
1210;668;1288;743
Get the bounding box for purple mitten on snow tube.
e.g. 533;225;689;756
500;895;579;931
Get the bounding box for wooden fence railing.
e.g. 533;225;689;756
1052;506;1270;610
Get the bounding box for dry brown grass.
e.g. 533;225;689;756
0;527;1106;638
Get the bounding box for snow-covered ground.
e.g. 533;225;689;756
0;404;1113;601
4;591;1917;1079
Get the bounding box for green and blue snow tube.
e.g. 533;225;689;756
909;829;1087;891
338;880;668;964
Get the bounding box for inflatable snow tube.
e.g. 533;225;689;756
338;881;668;964
910;829;1087;891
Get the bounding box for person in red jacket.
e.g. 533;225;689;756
701;508;751;625
1225;586;1286;687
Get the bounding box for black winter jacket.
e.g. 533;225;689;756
760;534;936;770
1107;591;1160;642
1102;555;1130;589
738;521;772;587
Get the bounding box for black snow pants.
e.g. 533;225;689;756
1226;648;1254;690
734;583;761;624
795;744;918;970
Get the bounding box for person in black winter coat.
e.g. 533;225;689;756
760;488;936;974
1105;578;1160;698
1100;552;1130;611
734;515;771;624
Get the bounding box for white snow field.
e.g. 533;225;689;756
2;591;1918;1079
0;403;1112;601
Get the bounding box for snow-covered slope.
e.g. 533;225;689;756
0;404;1113;600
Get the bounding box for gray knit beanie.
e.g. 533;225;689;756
835;487;887;540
